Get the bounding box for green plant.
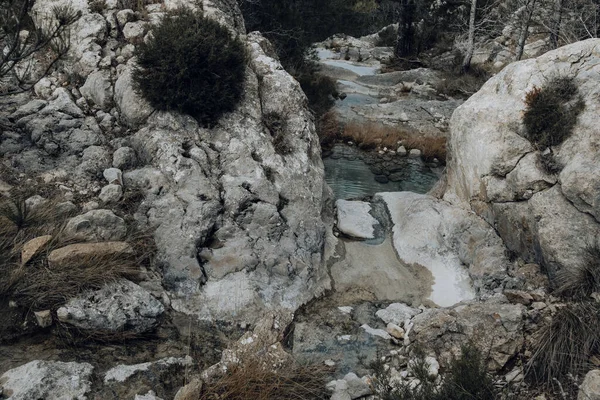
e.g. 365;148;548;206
89;0;106;13
295;67;339;117
133;7;246;125
526;302;600;385
376;25;397;47
263;112;292;155
537;150;563;175
523;77;585;149
0;196;30;230
555;244;600;299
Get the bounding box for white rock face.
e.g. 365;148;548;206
56;279;164;333
445;39;600;279
0;360;93;400
375;192;509;306
336;200;378;239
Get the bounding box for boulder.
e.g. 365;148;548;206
444;39;600;280
56;279;164;333
21;235;53;265
0;360;93;400
64;209;127;241
47;242;133;267
114;64;153;128
99;183;123;203
336;200;378;239
80;70;113;110
411;298;525;371
579;369;600;400
112;146;138;170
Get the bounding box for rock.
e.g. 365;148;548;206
0;360;93;400
103;167;123;185
376;303;420;326
505;367;523;383
336;200;378;239
397;146;407;156
55;201;78;217
80;70;113;110
386;323;405;339
123;21;147;41
504;289;533;305
34;310;52;328
445;39;600;281
579;369;600;400
375;192;509;306
99;184;123;203
411;299;525;371
21;235;53;265
47;242;133;267
408;356;439;377
135;391;163;400
57;279;164;333
64;209;127;241
174;378;203;400
10;99;47;120
114;64;153;128
112;146;137;169
361;324;392;340
409;148;422;158
344;373;372;399
116;9;135;26
25;195;47;211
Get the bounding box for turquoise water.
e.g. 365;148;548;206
323;145;439;199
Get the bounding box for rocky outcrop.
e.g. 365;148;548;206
0;360;94;400
445;39;600;279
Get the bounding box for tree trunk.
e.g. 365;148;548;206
516;0;538;61
549;0;563;49
394;0;416;59
462;0;477;71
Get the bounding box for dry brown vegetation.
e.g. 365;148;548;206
318;112;447;163
199;358;331;400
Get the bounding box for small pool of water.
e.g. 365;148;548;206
321;60;380;76
323;145;440;199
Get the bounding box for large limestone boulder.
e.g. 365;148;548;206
56;279;164;333
0;360;93;400
445;39;600;279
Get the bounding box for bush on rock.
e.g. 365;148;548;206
523;77;585;149
133;8;246;125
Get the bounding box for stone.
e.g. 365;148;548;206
336;200;378;239
504;289;533;305
135;391;163;400
47;242;133;267
99;184;123;203
103;167;123;185
123;21;147;40
386;323;405;339
408;148;422;158
397;146;407;156
174;378;203;400
376;303;420;326
0;360;93;400
579;369;600;400
116;9;135;26
21;235;53;265
112;146;138;170
361;324;392;340
505;368;523;383
80;70;113;110
34;310;52;328
64;210;127;241
114;64;153;128
344;372;372;399
57;279;164;333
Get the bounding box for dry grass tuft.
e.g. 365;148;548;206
526;302;600;385
7;251;141;311
200;358;331;400
555;244;600;300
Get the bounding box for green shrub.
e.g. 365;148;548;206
133;8;246;125
296;70;338;117
376;25;397;47
523;77;585;149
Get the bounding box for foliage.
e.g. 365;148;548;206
371;343;497;400
0;0;80;95
376;25;397;47
537;150;563;175
526;302;600;385
523;77;585;149
133;8;246;125
555;244;600;299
